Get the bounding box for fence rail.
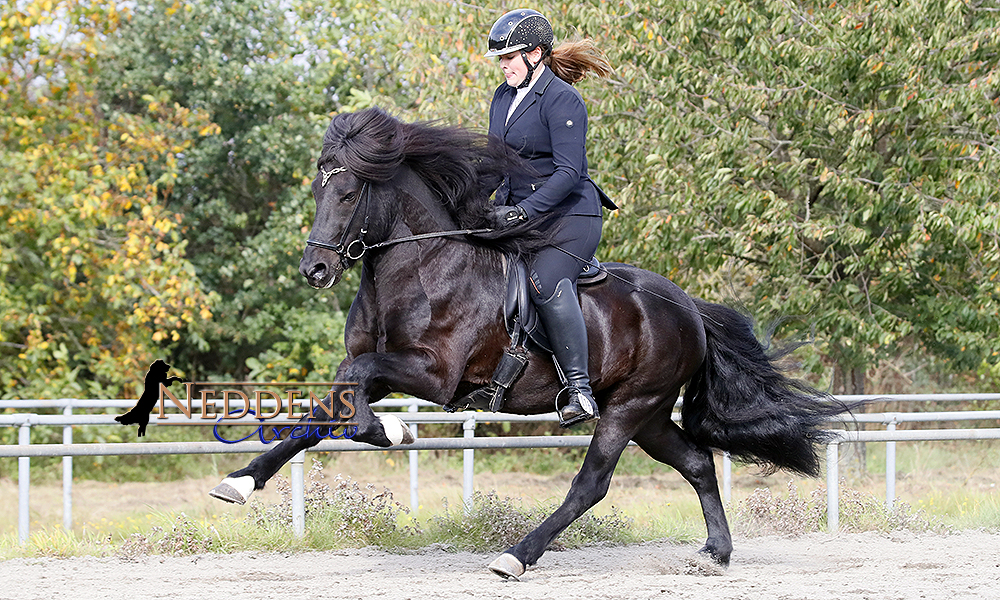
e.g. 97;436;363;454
3;394;999;544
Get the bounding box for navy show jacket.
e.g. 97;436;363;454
488;66;615;218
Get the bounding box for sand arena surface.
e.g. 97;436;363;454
1;530;997;600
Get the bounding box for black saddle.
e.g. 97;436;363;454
504;254;607;353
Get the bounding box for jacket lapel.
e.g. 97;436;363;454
492;87;514;138
504;67;555;134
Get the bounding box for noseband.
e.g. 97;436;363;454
304;168;491;269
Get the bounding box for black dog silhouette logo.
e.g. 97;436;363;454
115;359;184;437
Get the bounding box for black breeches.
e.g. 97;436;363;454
528;215;602;302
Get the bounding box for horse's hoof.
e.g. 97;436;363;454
378;414;414;446
697;544;731;569
488;553;525;580
209;476;256;505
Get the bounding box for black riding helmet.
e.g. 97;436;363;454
484;9;554;88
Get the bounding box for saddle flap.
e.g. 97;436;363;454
504;254;604;350
504;258;540;341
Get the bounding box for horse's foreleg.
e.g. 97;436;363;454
210;349;444;504
336;350;448;447
633;418;732;567
488;422;633;580
209;392;348;505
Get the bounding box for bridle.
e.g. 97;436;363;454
304;167;371;270
304;166;490;269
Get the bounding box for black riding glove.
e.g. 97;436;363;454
489;204;527;228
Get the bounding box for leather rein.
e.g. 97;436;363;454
304;166;490;268
304;166;717;324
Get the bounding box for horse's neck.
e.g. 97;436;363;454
365;166;490;287
367;167;501;292
392;168;460;235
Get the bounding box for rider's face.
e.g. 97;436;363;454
498;47;542;87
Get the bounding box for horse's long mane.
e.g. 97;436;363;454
319;107;555;256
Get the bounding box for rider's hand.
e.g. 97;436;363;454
489;204;527;228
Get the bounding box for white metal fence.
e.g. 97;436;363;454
2;394;999;544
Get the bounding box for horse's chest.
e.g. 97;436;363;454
372;272;433;348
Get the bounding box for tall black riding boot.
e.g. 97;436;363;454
536;278;599;428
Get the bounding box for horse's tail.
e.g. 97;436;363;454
681;299;856;477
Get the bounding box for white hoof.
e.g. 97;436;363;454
488;553;525;580
378;414;414;446
209;475;256;505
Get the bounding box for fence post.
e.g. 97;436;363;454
408;402;419;513
63;400;73;531
463;416;476;511
722;452;732;504
290;450;306;538
18;418;31;545
826;442;839;534
885;416;897;512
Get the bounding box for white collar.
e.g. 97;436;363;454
506;65;546;124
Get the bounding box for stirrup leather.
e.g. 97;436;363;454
444;347;528;413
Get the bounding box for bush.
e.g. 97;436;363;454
244;459;416;548
426;490;635;552
733;480;947;537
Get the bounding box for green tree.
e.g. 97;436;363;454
576;0;1000;392
99;0;356;382
0;0;216;399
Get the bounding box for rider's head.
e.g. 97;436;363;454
484;9;553;89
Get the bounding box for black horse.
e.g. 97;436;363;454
210;107;852;578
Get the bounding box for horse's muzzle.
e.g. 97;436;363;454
300;253;341;289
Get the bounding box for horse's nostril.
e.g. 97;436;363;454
307;263;327;282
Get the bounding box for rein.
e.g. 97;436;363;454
304;169;491;265
304;168;715;325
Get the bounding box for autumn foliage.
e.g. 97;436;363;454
2;0;999;401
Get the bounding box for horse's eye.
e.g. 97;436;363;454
341;191;357;204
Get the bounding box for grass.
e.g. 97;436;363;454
0;460;644;561
1;439;998;560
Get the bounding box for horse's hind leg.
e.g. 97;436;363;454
632;418;732;567
488;412;635;579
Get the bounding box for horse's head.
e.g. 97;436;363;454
300;108;405;288
299;164;369;288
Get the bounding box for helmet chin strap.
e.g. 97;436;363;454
516;49;542;89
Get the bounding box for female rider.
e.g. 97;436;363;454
485;9;616;427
